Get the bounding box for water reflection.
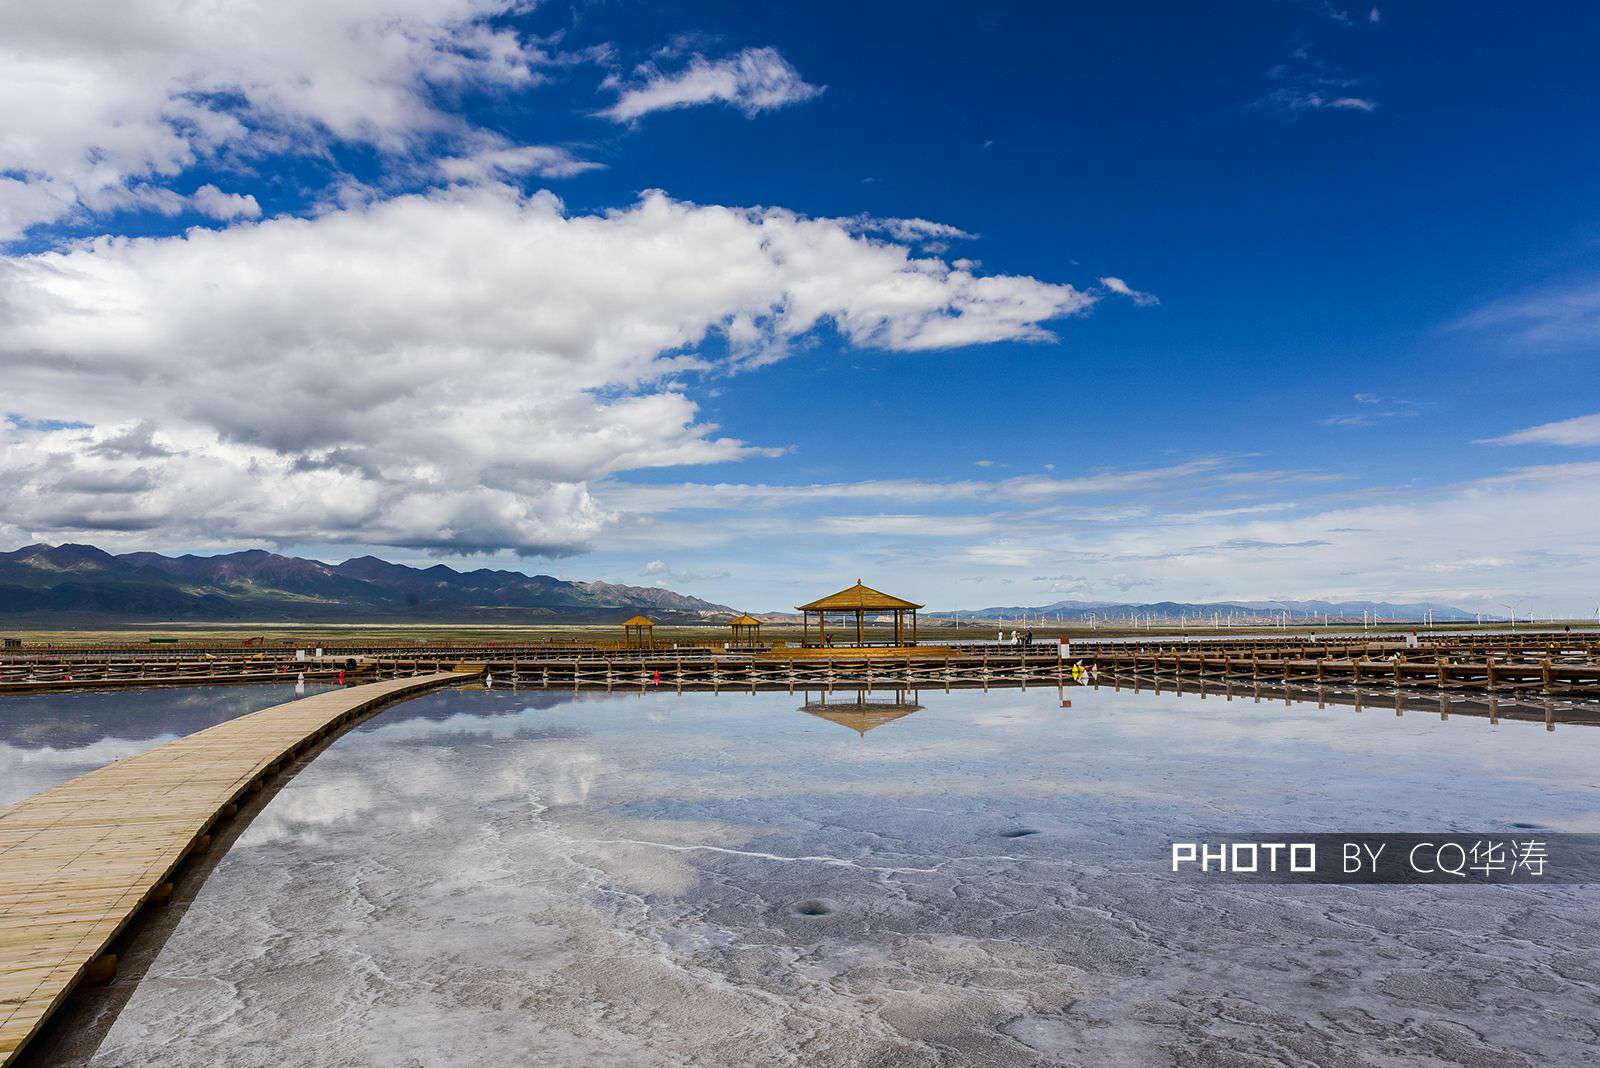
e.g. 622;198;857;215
73;685;1600;1065
1107;672;1598;732
800;687;924;736
0;683;336;807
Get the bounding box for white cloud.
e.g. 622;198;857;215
632;559;728;584
1320;393;1423;428
963;544;1046;568
1257;49;1376;116
1481;413;1600;447
994;459;1229;499
1098;276;1159;306
1455;279;1600;348
1264;91;1377;112
1052;461;1600;611
578;455;1600;615
600;47;823;122
818;515;998;537
435;141;603;183
191;184;262;221
0;0;564;239
0;185;1091;554
596;459;1232;516
842;215;976;245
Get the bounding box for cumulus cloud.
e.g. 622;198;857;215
1480;413;1600;447
600;47;823;122
0;0;565;239
0;185;1092;554
191;185;262;221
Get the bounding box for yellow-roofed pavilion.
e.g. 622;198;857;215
728;613;764;646
796;581;922;647
621;614;655;649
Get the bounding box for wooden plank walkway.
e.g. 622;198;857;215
0;670;476;1065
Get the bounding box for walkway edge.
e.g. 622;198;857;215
0;669;477;1066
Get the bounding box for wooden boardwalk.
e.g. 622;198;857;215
0;670;475;1066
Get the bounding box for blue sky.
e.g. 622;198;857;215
2;1;1598;615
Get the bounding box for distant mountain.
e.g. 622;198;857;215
0;543;733;623
934;597;1478;623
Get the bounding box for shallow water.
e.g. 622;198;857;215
84;684;1600;1065
0;682;337;807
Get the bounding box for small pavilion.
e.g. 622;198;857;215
728;613;764;647
796;581;923;648
621;614;655;649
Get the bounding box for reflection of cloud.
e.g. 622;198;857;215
237;778;377;848
823;739;1006;762
80;682;1600;1068
494;747;609;807
0;736;179;807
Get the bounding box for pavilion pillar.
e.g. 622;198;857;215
912;610;918;644
856;609;863;647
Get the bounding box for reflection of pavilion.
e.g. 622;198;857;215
800;688;924;737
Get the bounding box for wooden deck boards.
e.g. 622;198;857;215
0;671;472;1065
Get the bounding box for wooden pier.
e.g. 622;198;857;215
370;648;1073;694
1094;672;1600;731
0;653;363;695
0;670;477;1066
1085;644;1600;697
352;634;1600;700
2;632;1599;699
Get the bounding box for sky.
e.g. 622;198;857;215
1;1;1598;616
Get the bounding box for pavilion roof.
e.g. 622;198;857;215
802;705;922;736
621;614;655;627
728;613;764;626
796;581;922;612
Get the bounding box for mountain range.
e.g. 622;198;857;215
934;598;1478;622
0;544;733;623
0;543;1483;624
